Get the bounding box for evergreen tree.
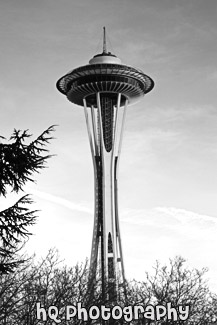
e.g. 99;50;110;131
0;126;55;273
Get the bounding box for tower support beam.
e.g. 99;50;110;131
84;93;127;300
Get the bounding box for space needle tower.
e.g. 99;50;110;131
56;28;154;300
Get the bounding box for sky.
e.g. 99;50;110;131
0;0;217;291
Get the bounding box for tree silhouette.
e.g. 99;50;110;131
131;256;217;324
0;251;216;324
0;126;55;273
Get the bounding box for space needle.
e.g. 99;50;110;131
56;28;154;301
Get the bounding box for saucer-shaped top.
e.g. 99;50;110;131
56;51;154;107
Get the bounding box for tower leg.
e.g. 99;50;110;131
84;93;128;303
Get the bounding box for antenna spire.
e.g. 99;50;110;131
103;26;107;53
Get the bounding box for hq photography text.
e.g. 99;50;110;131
36;301;190;323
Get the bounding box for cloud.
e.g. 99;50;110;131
122;205;217;227
29;189;92;214
122;206;217;241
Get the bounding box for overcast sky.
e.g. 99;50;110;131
0;0;217;291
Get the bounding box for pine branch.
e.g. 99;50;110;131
0;259;25;273
0;195;37;253
0;125;56;196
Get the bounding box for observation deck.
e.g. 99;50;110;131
56;52;154;107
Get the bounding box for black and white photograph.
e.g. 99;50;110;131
0;0;217;323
